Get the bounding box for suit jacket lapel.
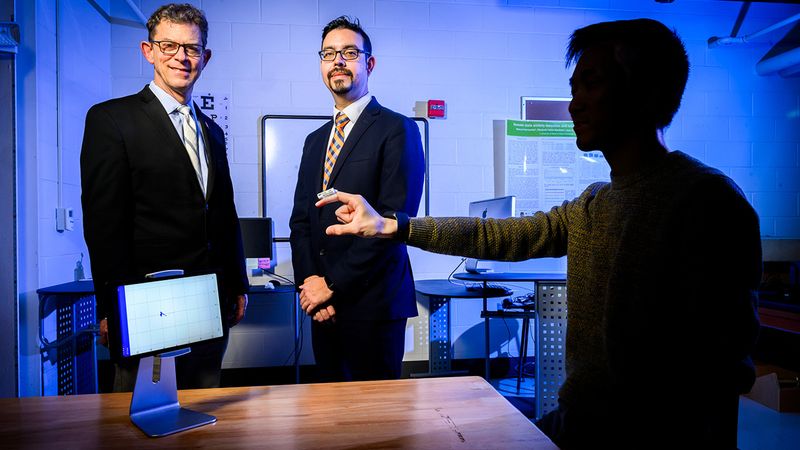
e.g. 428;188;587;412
314;119;334;191
139;87;186;153
138;87;206;199
327;97;380;188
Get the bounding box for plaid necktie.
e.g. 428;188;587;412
322;112;350;190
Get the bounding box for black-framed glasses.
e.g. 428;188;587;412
150;40;205;58
318;48;370;61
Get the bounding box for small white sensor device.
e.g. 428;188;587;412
317;188;338;200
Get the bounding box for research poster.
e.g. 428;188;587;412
494;119;610;216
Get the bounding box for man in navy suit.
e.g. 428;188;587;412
290;16;425;382
81;3;248;390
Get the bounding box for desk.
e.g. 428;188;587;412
454;272;567;419
235;284;301;383
414;280;510;378
37;282;303;392
482;309;536;394
0;377;557;449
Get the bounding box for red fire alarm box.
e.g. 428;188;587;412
427;100;446;119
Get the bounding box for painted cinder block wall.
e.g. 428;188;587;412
18;0;800;395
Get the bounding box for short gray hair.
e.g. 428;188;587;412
147;3;209;47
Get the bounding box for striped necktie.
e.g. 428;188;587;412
177;104;205;195
322;112;350;190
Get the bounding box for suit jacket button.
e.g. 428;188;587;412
319;249;326;256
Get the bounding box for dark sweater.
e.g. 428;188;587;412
408;151;761;441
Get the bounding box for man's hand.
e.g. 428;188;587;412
315;191;397;238
312;304;336;323
98;318;108;346
229;294;248;327
299;275;333;315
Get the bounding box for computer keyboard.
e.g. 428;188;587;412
503;292;536;310
465;283;513;296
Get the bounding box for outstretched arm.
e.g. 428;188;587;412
318;188;588;263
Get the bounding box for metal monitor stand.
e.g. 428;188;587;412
128;269;216;437
129;348;216;437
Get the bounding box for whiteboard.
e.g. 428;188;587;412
260;115;430;241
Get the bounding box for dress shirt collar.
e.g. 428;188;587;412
333;93;372;126
149;81;194;116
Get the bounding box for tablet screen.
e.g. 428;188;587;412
116;273;223;358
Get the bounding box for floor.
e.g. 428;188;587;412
490;377;800;450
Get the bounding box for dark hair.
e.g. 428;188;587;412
321;16;372;56
566;18;689;129
147;3;209;47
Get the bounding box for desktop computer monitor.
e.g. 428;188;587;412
239;217;274;284
465;196;516;273
469;196;516;220
239;217;273;260
108;272;224;361
520;97;571;121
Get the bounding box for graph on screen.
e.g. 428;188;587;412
117;274;223;357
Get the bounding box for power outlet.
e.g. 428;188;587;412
56;208;74;232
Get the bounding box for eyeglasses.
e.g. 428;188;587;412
318;48;370;61
150;40;205;58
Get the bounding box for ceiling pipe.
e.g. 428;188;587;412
708;11;800;48
757;45;800;75
86;0;146;27
779;64;800;77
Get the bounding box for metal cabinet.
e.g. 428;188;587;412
37;281;98;396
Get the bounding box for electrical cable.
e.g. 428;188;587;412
522;321;536;378
502;282;534;294
501;317;515;358
447;258;467;287
296;311;305;366
267;272;295;286
282;305;307;367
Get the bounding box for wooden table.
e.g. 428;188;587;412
0;376;556;449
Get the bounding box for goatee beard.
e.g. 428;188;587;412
331;79;352;94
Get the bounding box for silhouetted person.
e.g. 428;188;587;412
316;18;761;449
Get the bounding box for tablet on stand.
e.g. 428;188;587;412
109;270;224;437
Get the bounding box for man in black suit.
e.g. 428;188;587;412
290;16;425;382
80;3;248;390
